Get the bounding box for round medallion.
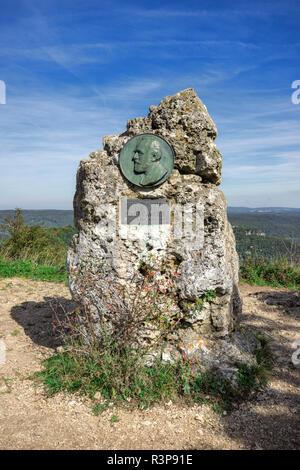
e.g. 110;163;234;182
119;133;174;188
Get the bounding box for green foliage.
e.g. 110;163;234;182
0;258;67;282
0;209;76;282
189;338;272;411
240;257;300;289
34;338;272;414
254;334;273;371
236;339;272;393
0;208;67;266
189;374;235;411
11;329;20;336
34;348;188;409
181;290;217;319
32;256;273;414
48;226;77;246
233;225;300;263
194;297;204;311
203;289;217;302
110;415;120;423
236;364;262;392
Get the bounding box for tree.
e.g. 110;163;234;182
0;208;66;264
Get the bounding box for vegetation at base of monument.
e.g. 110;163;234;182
180;290;217;319
0;209;73;282
33;260;272;415
54;254;187;350
236;334;272;394
239;256;300;289
34;339;272;414
55;256;219;361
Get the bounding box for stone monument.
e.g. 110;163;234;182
67;88;259;379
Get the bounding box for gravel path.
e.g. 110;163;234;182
0;278;299;450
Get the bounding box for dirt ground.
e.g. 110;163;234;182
0;278;299;450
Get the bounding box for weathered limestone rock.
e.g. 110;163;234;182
102;88;222;184
67;88;259;379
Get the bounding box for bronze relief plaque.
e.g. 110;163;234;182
119;133;174;188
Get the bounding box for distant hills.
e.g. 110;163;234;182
0;210;74;240
227;207;300;214
0;210;74;229
227;210;300;243
226;207;300;261
0;208;299;237
1;207;299;226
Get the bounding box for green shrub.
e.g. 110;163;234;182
34;347;188;408
0;208;67;266
0;209;70;282
240;256;300;289
33;337;272;414
32;255;273;414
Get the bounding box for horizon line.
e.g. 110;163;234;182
1;206;300;211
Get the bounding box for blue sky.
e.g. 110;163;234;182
0;0;299;209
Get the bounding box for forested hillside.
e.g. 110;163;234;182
227;212;300;243
233;226;299;262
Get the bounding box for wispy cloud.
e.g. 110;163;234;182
0;39;262;69
119;4;300;19
0;86;128;208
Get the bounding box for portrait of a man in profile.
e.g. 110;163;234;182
132;136;168;186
